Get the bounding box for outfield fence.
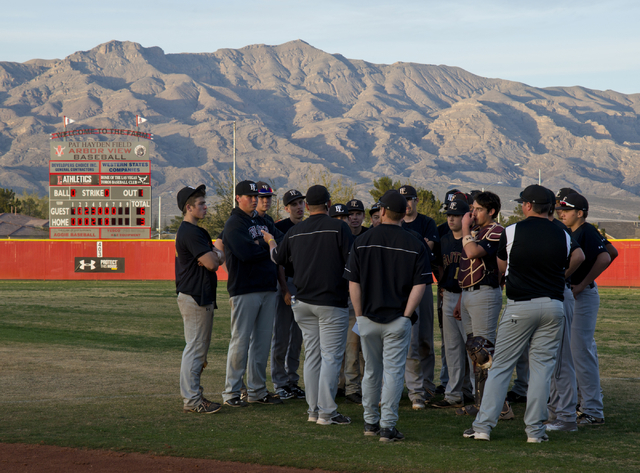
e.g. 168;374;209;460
1;239;638;286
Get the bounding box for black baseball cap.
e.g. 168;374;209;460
177;184;206;212
283;189;305;206
446;200;470;216
398;185;417;199
306;185;330;205
515;185;551;204
256;181;274;196
379;190;407;214
453;192;474;205
329;203;349;217
555;187;578;202
236;180;259;196
556;193;589;211
442;188;461;210
369;202;381;216
346;199;365;213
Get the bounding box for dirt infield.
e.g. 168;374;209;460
0;443;338;473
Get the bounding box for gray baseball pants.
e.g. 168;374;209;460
222;291;277;402
359;315;412;429
472;297;564;440
405;287;435;400
178;293;214;409
571;284;604;418
441;290;473;404
270;279;303;390
293;300;349;421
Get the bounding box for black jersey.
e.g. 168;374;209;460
344;224;432;324
175;221;218;307
272;214;354;308
568;222;608;286
275;218;297;278
435;231;463;293
402;213;439;244
497;217;571;302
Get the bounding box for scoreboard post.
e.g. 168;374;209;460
48;138;153;239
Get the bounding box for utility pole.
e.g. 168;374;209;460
232;121;236;207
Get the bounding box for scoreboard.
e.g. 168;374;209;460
49;157;152;239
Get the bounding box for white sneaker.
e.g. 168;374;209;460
463;428;490;441
527;434;549;443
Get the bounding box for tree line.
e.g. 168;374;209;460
0;188;49;219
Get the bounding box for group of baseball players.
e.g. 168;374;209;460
174;178;616;443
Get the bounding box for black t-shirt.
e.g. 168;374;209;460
344;224;432;324
275;218;297;278
272;214;354;308
568;222;608;286
435;231;463;293
175;221;217;307
402;213;439;244
497;217;571;302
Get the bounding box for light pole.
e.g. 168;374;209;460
157;191;173;239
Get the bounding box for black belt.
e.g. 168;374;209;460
566;282;595;289
463;283;498;292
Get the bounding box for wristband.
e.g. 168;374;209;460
268;239;275;244
462;235;476;247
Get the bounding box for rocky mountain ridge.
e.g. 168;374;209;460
1;40;639;220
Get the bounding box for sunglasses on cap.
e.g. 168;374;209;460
559;200;575;208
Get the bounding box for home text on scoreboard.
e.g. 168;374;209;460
49;150;152;239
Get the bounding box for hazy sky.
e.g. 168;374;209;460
2;0;638;94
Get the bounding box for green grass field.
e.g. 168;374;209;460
1;281;639;472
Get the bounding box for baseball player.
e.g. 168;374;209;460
464;185;581;443
542;188;586;431
264;185;355;425
455;191;508;418
432;199;474;409
175;185;225;414
369;202;381;227
399;185;439;409
271;189;306;401
255;181;276;224
345;190;431;442
221;180;284;407
556;192;612;425
346;199;369;236
329;203;350;221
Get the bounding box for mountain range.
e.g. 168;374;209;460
1;40;639;220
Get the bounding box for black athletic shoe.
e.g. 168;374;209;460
379;427;405;442
336;388;346;398
224;397;248;408
364;422;381;436
184;398;222;414
275;386;295;400
346;392;363;405
317;413;351;425
290;384;306;399
506;390;527;403
435;384;446;395
249;392;284;405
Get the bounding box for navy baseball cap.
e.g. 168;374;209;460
446;200;470;216
306;185;330;205
398;185;417;199
283;189;305;206
369;202;381;216
515;185;551;204
329;203;349;217
346;199;365;213
379;190;407;214
235;180;259;196
177;184;206;212
256;181;274;196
